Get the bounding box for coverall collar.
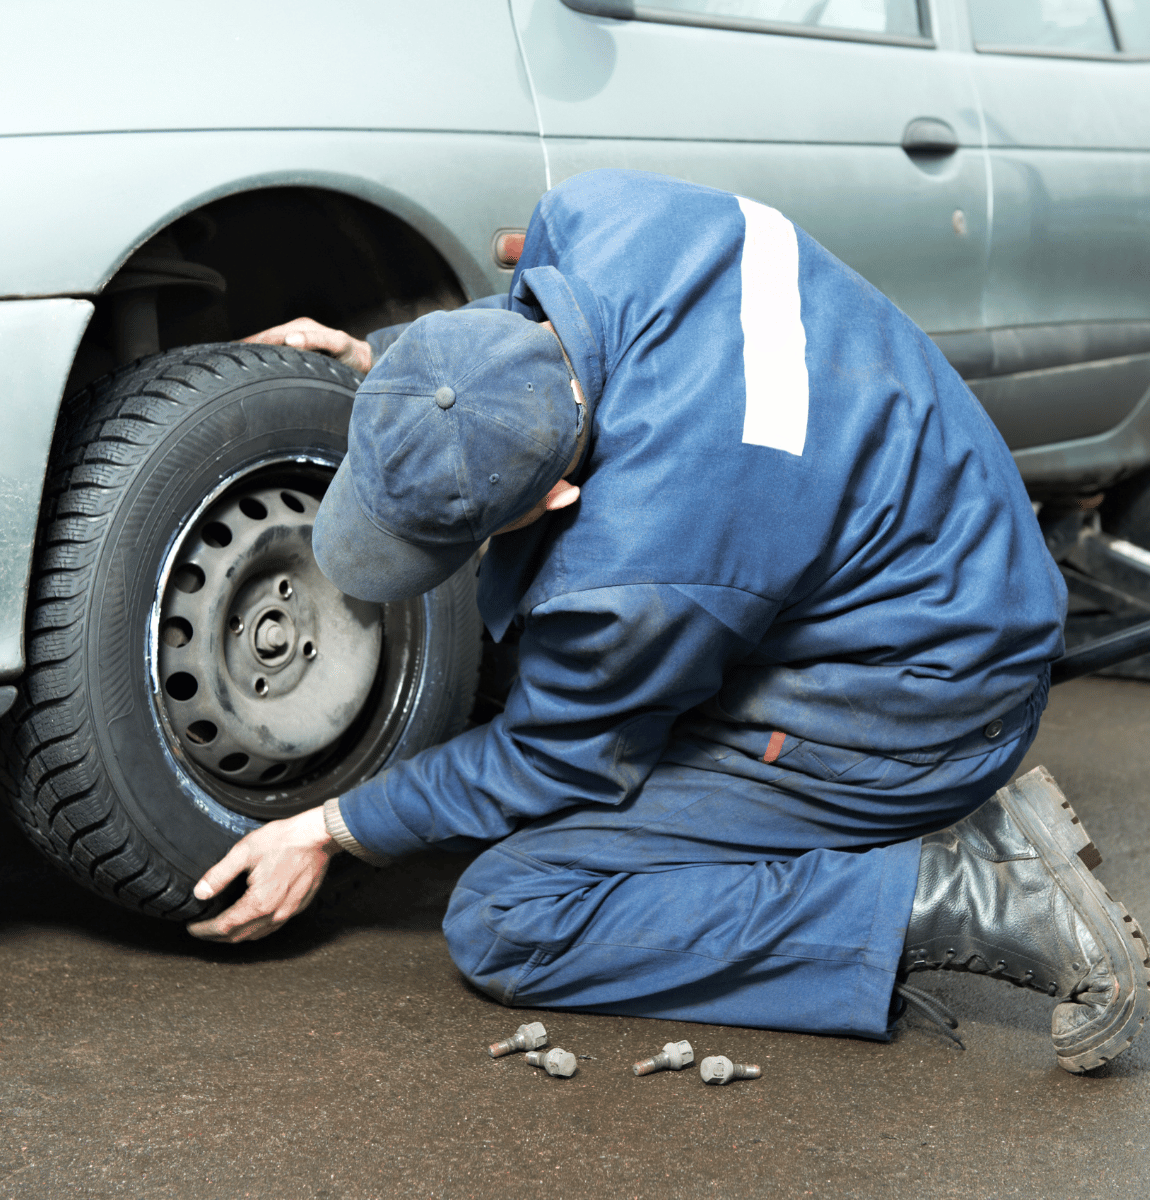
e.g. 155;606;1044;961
513;266;605;416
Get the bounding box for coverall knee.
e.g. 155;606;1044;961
443;674;1048;1040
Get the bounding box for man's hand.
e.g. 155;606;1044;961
186;805;341;943
241;317;373;375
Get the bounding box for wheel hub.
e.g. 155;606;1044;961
253;611;292;659
156;481;383;789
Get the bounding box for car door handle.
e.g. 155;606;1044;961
902;118;959;155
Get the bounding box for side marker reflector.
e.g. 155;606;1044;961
493;229;526;268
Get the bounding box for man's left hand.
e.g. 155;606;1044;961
186;806;341;943
241;317;373;375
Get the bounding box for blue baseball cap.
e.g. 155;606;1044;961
312;307;583;602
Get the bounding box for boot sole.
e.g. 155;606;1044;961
1003;765;1150;1073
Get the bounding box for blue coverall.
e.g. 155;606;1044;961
342;170;1067;1039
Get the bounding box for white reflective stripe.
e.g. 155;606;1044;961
736;197;808;457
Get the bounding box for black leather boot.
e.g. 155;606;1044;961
902;765;1150;1073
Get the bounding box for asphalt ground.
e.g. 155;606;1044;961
2;675;1149;1200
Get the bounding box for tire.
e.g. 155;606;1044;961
0;344;482;920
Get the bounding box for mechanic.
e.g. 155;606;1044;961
188;170;1149;1072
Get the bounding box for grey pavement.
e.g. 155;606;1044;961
2;676;1149;1199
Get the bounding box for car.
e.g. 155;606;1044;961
2;0;1148;920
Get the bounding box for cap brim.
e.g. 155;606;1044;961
312;458;478;603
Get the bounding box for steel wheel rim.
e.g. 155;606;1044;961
148;456;425;821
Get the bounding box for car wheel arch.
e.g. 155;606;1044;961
63;180;478;400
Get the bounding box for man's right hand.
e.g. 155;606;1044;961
242;317;372;375
186;805;340;944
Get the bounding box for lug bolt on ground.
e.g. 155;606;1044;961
488;1022;548;1057
633;1039;694;1076
526;1048;577;1077
699;1055;761;1085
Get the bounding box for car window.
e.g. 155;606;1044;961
559;1;931;41
1110;0;1150;49
968;0;1117;53
637;1;924;37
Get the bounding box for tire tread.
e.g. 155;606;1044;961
1;344;364;918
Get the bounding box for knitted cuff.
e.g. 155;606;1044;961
323;797;394;867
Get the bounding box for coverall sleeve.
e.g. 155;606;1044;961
364;295;511;363
335;583;777;858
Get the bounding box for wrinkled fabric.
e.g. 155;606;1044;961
441;680;1045;1038
341;169;1064;849
334;169;1066;1034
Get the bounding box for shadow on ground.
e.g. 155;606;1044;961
2;678;1149;1199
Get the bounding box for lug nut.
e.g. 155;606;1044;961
488;1021;548;1057
525;1048;577;1077
699;1055;761;1085
632;1039;694;1076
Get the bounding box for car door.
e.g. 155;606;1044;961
955;0;1150;467
509;0;990;337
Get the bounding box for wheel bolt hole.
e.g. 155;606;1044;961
303;641;316;660
259;763;289;784
185;720;218;745
202;521;233;548
164;672;198;701
219;753;250;774
173;564;205;594
254;677;269;696
278;578;293;598
239;496;268;521
161;617;193;648
280;491;306;513
229;615;244;635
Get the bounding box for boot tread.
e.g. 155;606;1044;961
1011;768;1150;1073
907;766;1149;1074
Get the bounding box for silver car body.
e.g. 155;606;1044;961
1;0;1148;685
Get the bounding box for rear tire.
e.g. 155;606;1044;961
0;344;481;919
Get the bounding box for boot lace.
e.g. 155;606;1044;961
894;982;965;1049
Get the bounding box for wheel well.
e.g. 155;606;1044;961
64;187;467;395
